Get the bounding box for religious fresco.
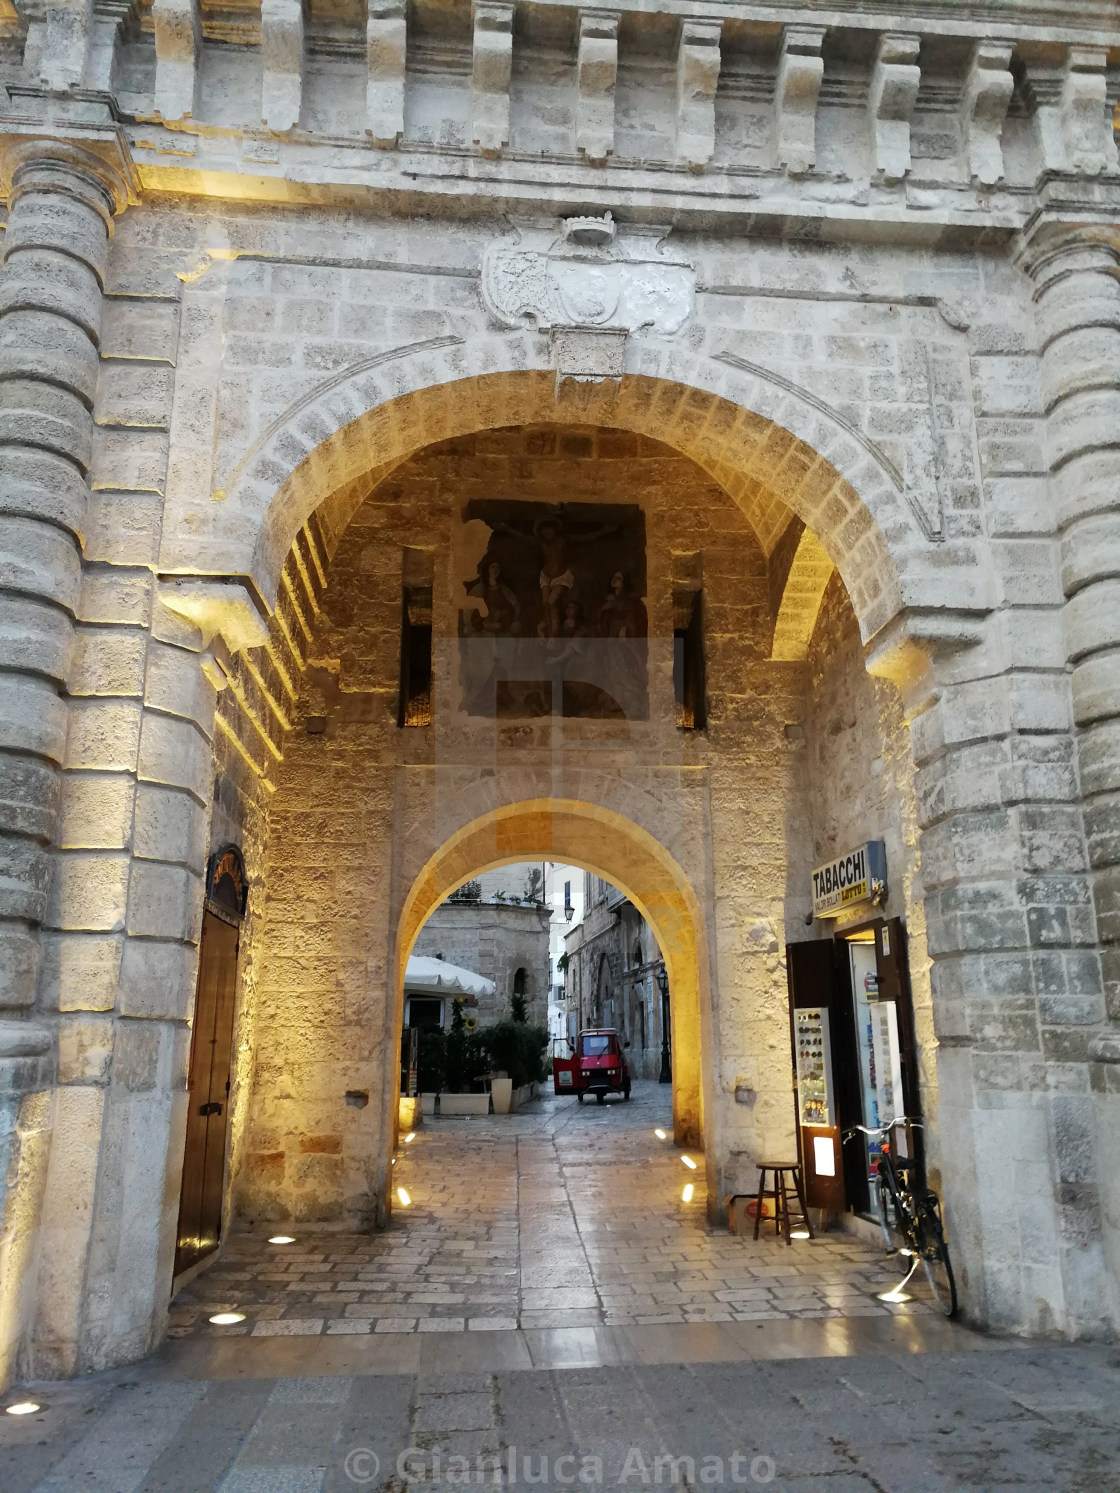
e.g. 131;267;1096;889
457;501;648;719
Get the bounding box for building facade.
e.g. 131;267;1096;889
1;0;1120;1388
411;864;550;1029
563;872;665;1078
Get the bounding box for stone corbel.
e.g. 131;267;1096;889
39;0;93;91
576;10;618;165
960;39;1013;187
158;579;270;659
261;0;305;132
867;32;920;185
865;607;988;719
471;0;514;157
367;0;407;147
773;25;825;176
153;0;202;123
676;19;722;171
1060;46;1119;178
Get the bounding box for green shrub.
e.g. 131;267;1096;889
483;1020;549;1087
416;1028;446;1093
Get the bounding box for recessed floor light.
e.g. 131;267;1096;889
397;1187;412;1206
790;1229;811;1240
209;1311;246;1325
681;1155;697;1170
877;1290;910;1304
682;1183;694;1203
268;1236;295;1245
654;1129;667;1140
403;1132;416;1143
5;1401;40;1416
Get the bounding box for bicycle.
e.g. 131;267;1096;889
849;1119;958;1318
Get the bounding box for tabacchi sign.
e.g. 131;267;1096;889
811;841;887;919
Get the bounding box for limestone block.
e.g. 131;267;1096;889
94;363;175;430
960;41;1013;186
1062;514;1120;598
153;0;201;122
1066;580;1120;663
0;380;92;473
137;711;211;800
0;452;88;552
68;627;147;698
47;851;130;932
126;860;201;941
366;0;406;146
142;640;217;733
0;595;73;685
0;833;50;922
4;195;110;284
1079;720;1120;798
64;700;142;773
1060;47;1119;177
0;308;100;403
867;32;920;184
261;0;305;131
0;751;60;846
676;19;721;171
118;936;199;1020
0;675;68;764
58;774;135;850
772;26;824;176
1008;673;1070;734
1046;389;1120;472
32;1085;104;1373
471;1;514;156
0;926;40;1008
83;493;163;567
133;784;207;871
1072;654;1120;728
0;514;81;614
58;1015;115;1085
1038;325;1120;411
100;300;180;364
575;10;618;164
77;568;153;627
38;0;94;93
89;429;169;493
0;248;102;342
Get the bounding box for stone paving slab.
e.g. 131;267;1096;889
173;1083;939;1341
3;1343;1119;1492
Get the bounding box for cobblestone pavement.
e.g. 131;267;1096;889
3;1343;1119;1492
172;1082;939;1341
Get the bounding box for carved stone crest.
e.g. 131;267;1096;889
482;215;694;336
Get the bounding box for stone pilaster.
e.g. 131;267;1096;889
0;134;130;1387
1024;222;1120;1324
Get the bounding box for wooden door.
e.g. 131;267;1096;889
175;911;240;1277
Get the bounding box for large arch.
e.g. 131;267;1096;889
182;337;995;644
394;800;711;1183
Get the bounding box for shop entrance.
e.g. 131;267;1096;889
786;918;922;1221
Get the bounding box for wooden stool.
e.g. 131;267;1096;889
753;1163;813;1246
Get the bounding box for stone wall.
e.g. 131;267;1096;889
412;901;550;1030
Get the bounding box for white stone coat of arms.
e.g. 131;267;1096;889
482;215;694;336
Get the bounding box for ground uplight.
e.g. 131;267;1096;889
268;1235;295;1245
877;1289;911;1304
209;1312;246;1325
5;1402;40;1416
397;1187;412;1206
682;1183;694;1203
654;1129;667;1140
681;1155;697;1170
790;1229;811;1241
404;1132;416;1143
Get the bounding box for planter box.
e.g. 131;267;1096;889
491;1077;514;1114
440;1093;491;1116
420;1093;438;1116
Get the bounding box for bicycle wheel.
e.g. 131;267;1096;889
916;1200;957;1317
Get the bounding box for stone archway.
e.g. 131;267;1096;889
394;799;710;1176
